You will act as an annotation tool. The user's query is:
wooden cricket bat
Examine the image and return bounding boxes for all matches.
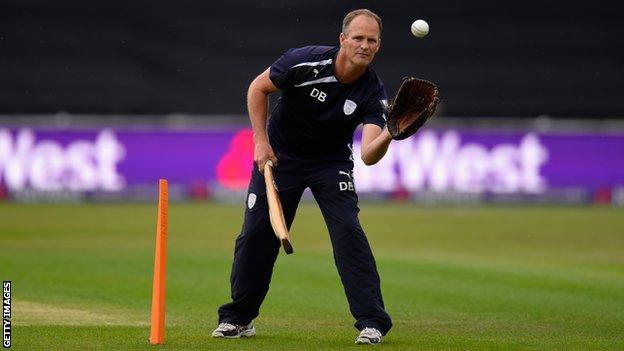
[263,160,293,255]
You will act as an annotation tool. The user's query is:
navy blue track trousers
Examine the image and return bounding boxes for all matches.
[217,155,392,335]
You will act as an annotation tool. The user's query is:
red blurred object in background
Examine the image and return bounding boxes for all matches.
[0,183,7,200]
[189,180,210,200]
[391,187,410,202]
[594,186,612,205]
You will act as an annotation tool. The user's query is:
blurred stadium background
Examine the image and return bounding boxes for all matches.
[2,1,624,350]
[0,0,623,203]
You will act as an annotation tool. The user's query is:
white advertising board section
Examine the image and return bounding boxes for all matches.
[353,131,547,194]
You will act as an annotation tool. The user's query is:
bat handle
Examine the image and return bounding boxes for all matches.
[263,161,274,181]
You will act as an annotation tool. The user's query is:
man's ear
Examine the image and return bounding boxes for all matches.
[339,32,346,47]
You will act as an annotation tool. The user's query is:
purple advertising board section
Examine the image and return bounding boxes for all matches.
[455,131,624,189]
[26,128,236,185]
[1,127,623,192]
[115,130,234,184]
[539,134,624,188]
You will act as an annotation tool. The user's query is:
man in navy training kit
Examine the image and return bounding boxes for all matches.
[213,9,395,345]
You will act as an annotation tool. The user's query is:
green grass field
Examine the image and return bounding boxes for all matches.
[1,202,623,350]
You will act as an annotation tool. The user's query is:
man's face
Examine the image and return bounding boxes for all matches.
[339,15,381,67]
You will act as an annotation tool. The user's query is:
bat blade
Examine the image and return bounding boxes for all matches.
[263,161,293,255]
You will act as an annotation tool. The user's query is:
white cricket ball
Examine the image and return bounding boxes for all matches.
[411,19,429,38]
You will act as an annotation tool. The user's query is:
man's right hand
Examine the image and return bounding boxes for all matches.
[254,140,277,175]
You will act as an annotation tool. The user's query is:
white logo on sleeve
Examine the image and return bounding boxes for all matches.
[247,193,257,209]
[343,99,357,115]
[380,99,388,120]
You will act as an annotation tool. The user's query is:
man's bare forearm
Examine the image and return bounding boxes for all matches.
[247,84,270,145]
[361,127,392,165]
[247,68,280,171]
[247,68,279,145]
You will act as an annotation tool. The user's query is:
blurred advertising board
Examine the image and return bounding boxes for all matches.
[0,127,622,204]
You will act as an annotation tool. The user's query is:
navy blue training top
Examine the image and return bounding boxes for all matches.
[268,45,387,160]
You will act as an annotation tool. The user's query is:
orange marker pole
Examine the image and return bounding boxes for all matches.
[149,179,168,345]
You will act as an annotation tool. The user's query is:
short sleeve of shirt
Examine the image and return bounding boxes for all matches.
[269,47,313,89]
[361,87,388,129]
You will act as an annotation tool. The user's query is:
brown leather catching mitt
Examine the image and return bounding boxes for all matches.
[386,77,441,140]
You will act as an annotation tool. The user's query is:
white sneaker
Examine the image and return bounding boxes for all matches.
[211,321,256,338]
[355,327,383,344]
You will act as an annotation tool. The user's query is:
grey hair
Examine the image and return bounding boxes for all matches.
[342,9,382,37]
